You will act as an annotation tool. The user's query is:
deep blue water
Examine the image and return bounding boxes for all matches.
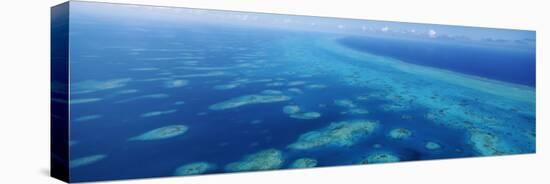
[339,36,536,87]
[63,3,536,182]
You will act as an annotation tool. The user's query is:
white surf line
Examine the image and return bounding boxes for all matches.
[319,37,535,104]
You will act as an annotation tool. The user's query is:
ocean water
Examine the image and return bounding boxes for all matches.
[339,36,536,87]
[63,2,535,182]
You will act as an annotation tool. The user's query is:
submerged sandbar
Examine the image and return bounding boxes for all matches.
[210,94,291,110]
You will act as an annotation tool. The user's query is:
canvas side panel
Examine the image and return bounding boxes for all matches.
[51,2,70,182]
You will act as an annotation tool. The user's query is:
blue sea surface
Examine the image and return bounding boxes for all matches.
[339,36,536,87]
[62,2,536,182]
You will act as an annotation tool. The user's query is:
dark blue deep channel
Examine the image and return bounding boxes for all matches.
[339,36,536,87]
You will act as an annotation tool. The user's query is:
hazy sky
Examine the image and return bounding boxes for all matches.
[70,1,535,42]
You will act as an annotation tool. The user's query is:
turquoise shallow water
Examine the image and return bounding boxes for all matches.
[61,2,535,182]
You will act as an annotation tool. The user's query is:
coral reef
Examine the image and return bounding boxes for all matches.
[289,120,378,150]
[225,149,284,172]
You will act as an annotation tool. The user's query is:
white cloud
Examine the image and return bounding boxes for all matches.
[381,26,389,32]
[428,29,437,38]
